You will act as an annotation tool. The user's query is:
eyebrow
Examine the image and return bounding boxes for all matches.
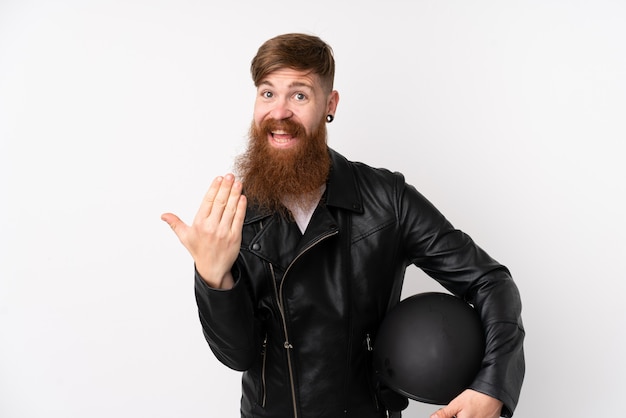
[259,80,314,90]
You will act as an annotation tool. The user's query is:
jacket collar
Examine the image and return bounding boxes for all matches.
[244,147,363,224]
[325,148,363,213]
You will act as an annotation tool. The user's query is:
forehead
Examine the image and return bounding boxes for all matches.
[257,68,322,89]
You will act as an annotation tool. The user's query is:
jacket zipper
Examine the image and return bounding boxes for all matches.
[269,229,339,418]
[260,333,268,407]
[365,333,381,411]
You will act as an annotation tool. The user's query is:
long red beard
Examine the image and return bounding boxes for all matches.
[235,117,331,213]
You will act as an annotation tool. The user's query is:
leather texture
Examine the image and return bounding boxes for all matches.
[194,148,525,418]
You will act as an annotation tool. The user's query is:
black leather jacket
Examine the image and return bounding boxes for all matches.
[194,148,525,418]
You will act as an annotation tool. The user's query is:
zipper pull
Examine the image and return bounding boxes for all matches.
[284,341,293,349]
[366,333,373,352]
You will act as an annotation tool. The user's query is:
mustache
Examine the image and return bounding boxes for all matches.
[260,118,306,138]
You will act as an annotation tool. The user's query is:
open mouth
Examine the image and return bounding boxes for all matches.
[262,119,304,148]
[271,130,295,144]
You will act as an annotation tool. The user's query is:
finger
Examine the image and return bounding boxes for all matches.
[218,179,244,227]
[206,173,237,223]
[230,193,247,234]
[194,176,225,223]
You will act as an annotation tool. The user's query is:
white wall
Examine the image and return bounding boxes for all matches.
[1,1,624,417]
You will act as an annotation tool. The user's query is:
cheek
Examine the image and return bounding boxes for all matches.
[252,106,265,127]
[253,97,270,116]
[298,109,321,133]
[303,121,319,136]
[302,111,326,134]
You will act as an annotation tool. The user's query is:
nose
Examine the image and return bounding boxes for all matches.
[270,98,293,120]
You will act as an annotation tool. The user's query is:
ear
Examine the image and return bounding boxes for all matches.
[326,90,340,116]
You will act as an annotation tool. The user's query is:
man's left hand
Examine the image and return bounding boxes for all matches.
[430,389,503,418]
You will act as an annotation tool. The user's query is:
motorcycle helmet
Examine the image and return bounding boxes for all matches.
[372,292,485,405]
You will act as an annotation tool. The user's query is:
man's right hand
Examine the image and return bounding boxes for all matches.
[161,173,247,289]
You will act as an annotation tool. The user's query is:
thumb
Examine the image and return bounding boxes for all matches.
[431,406,458,418]
[161,212,186,237]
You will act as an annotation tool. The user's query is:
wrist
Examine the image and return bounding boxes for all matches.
[195,265,234,290]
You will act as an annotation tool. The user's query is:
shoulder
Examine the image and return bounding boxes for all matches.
[327,148,418,218]
[330,148,405,188]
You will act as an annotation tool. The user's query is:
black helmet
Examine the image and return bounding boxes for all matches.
[373,292,485,405]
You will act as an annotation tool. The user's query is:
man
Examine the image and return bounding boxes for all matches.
[161,33,524,418]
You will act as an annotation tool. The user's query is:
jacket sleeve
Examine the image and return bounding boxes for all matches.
[397,176,525,417]
[194,263,259,371]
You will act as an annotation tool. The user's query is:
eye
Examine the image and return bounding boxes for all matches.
[262,91,273,99]
[294,92,307,101]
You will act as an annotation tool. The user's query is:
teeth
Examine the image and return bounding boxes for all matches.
[271,131,293,143]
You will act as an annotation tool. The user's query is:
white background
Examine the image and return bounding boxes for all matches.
[1,1,624,417]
